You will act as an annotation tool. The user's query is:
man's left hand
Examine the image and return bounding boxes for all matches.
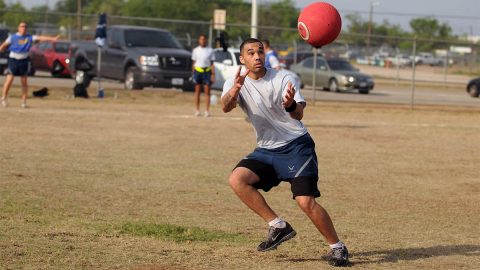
[283,82,295,108]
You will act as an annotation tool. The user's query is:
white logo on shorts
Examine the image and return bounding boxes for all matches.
[288,165,295,171]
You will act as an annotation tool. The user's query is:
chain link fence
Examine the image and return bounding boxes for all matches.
[1,9,479,105]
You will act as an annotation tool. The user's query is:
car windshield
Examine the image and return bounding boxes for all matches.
[327,60,355,71]
[124,30,183,49]
[54,42,70,53]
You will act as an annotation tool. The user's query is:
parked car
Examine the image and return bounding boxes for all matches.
[387,54,412,67]
[0,27,9,74]
[210,47,302,90]
[413,52,444,66]
[279,50,314,69]
[69,25,193,91]
[466,78,480,98]
[30,40,71,77]
[290,57,374,94]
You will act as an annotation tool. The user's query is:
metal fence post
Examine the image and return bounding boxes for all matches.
[443,51,449,88]
[410,36,417,111]
[311,47,317,105]
[208,20,213,48]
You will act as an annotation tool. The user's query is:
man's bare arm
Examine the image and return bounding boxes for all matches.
[0,41,9,52]
[222,67,250,113]
[221,87,241,113]
[36,35,60,42]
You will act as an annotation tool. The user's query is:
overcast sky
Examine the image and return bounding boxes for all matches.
[18,0,480,35]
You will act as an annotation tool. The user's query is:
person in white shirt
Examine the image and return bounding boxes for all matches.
[191,34,215,117]
[221,38,349,267]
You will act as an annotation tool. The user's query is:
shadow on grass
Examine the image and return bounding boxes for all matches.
[352,244,480,265]
[279,244,480,266]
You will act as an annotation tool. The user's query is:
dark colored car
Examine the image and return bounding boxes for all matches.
[466,78,480,98]
[70,25,193,91]
[280,50,314,69]
[0,27,10,74]
[30,40,71,77]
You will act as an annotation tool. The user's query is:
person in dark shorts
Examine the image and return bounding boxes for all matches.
[0,21,58,108]
[191,34,215,117]
[221,38,349,267]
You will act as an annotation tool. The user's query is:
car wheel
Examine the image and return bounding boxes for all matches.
[51,60,65,77]
[124,66,143,90]
[467,84,479,98]
[329,78,339,92]
[359,88,370,94]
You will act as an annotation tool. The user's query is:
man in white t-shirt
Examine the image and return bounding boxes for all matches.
[191,34,215,117]
[221,38,349,267]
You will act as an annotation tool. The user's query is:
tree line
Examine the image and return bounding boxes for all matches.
[0,0,468,52]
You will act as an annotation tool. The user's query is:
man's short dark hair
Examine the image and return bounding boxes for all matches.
[240,38,263,54]
[199,33,207,39]
[262,39,271,47]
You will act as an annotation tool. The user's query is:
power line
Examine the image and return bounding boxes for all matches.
[340,9,480,21]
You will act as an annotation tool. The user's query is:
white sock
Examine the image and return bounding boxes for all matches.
[268,217,286,228]
[329,241,345,249]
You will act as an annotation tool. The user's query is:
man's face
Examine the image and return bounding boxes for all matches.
[18,23,27,35]
[198,36,207,47]
[240,42,265,73]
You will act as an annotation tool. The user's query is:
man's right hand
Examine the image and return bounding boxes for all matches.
[222,67,250,113]
[233,66,250,90]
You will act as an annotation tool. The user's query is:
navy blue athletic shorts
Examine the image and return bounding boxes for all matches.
[235,133,320,199]
[193,70,212,85]
[7,58,30,76]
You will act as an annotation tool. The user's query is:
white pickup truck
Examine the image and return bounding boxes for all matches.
[413,52,444,66]
[211,48,301,90]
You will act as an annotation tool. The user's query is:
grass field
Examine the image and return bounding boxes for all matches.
[1,87,479,269]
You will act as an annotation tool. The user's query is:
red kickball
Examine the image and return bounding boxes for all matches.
[297,2,342,48]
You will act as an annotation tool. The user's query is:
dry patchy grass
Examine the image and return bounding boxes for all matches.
[1,87,479,269]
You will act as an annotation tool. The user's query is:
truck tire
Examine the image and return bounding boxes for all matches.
[124,66,143,90]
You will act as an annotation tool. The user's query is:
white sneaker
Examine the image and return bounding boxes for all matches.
[194,111,201,117]
[204,111,210,117]
[21,102,27,108]
[1,99,7,107]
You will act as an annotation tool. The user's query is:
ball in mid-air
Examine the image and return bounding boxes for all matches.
[297,2,342,47]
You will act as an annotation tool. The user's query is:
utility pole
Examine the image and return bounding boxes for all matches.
[43,0,49,35]
[251,0,258,38]
[77,0,81,40]
[366,1,379,56]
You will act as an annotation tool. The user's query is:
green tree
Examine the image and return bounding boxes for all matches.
[344,13,409,49]
[4,3,27,28]
[409,17,453,51]
[258,0,298,43]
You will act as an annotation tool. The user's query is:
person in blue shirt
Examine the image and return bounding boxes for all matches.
[0,21,59,108]
[262,39,281,70]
